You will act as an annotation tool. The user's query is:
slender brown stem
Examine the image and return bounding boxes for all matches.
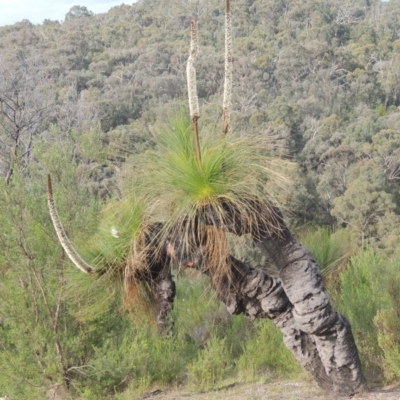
[192,115,202,168]
[222,109,229,136]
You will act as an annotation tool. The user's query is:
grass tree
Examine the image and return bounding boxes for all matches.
[137,0,365,395]
[47,175,175,332]
[47,0,366,397]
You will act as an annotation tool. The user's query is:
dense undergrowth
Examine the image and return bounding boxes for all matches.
[69,273,301,400]
[2,0,400,395]
[300,229,400,387]
[0,126,399,399]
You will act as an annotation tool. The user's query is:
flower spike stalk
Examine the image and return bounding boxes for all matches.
[47,174,95,274]
[223,0,232,135]
[187,19,202,168]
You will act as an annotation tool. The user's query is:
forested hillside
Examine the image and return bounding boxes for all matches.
[1,0,400,244]
[1,0,400,398]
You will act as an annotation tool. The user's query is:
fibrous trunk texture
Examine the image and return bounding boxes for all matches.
[209,255,333,391]
[257,237,366,396]
[154,270,176,335]
[143,231,176,335]
[256,229,366,396]
[213,201,367,396]
[168,235,332,391]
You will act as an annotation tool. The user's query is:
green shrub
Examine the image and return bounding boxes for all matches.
[297,227,356,279]
[335,250,399,379]
[0,140,103,399]
[172,272,223,341]
[374,273,400,381]
[188,334,231,389]
[237,319,300,381]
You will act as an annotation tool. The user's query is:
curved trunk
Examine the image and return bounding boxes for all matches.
[211,201,367,396]
[175,242,333,391]
[218,256,333,391]
[252,212,366,396]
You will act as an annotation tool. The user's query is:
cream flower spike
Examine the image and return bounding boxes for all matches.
[47,175,95,274]
[187,19,202,167]
[223,0,232,135]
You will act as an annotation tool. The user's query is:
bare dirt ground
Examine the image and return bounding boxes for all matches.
[140,380,400,400]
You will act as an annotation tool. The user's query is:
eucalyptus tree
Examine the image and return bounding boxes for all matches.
[0,53,54,184]
[65,5,94,21]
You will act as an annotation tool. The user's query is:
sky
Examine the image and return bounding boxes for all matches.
[0,0,129,27]
[0,0,391,28]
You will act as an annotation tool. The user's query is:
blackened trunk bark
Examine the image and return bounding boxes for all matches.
[200,201,367,395]
[274,307,333,391]
[184,251,333,391]
[146,244,176,335]
[154,273,176,335]
[217,202,367,396]
[255,226,366,396]
[221,257,333,392]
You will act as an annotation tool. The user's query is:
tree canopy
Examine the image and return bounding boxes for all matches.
[1,0,399,248]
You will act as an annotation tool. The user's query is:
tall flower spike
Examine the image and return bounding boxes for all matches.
[223,0,232,135]
[187,19,202,167]
[47,174,95,274]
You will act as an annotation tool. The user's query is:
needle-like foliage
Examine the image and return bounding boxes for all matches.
[49,0,293,317]
[84,195,147,271]
[297,227,357,285]
[71,194,159,322]
[134,113,293,285]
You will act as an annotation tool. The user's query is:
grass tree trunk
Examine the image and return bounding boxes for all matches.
[210,256,333,392]
[254,217,366,395]
[171,236,333,391]
[256,231,367,396]
[203,200,366,396]
[144,228,176,335]
[217,202,367,396]
[154,268,176,335]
